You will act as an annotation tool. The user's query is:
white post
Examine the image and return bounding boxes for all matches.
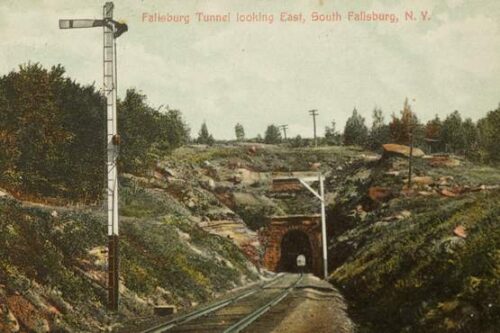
[319,173,328,279]
[104,2,118,237]
[103,2,119,311]
[58,1,126,311]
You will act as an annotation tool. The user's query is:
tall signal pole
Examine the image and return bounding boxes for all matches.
[296,173,328,280]
[309,109,318,147]
[279,125,288,140]
[319,174,328,279]
[59,2,128,311]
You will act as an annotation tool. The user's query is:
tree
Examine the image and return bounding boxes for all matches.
[425,115,442,140]
[425,115,444,152]
[324,120,340,145]
[197,122,215,145]
[440,110,466,153]
[264,124,282,144]
[389,98,421,145]
[234,123,245,141]
[0,64,72,196]
[118,90,189,173]
[462,118,478,158]
[161,109,190,149]
[477,107,500,163]
[343,108,368,146]
[0,64,189,201]
[367,108,390,150]
[289,135,305,148]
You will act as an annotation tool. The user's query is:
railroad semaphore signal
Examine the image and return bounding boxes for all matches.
[59,2,128,311]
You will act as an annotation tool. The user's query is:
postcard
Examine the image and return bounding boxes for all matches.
[0,1,498,332]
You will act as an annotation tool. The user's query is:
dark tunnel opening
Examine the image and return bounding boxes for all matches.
[278,230,313,273]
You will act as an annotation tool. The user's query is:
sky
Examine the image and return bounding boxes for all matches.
[1,0,499,139]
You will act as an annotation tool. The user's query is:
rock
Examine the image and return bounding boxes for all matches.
[309,162,321,170]
[33,318,50,333]
[410,176,434,185]
[227,159,242,169]
[438,176,454,186]
[400,210,412,218]
[429,155,461,167]
[478,184,500,191]
[368,186,392,202]
[382,144,425,158]
[0,189,8,197]
[441,188,458,197]
[438,236,466,255]
[154,305,176,316]
[453,225,467,238]
[418,191,435,196]
[6,295,50,333]
[248,145,257,154]
[0,305,20,333]
[361,154,380,161]
[153,170,164,180]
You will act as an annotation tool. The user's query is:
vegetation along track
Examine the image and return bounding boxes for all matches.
[139,273,303,333]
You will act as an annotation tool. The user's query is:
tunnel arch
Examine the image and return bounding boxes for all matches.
[278,229,313,273]
[262,215,323,277]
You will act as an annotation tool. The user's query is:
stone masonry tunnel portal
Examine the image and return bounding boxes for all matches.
[278,230,313,273]
[262,215,323,277]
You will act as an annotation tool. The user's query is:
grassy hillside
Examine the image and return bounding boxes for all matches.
[329,154,500,333]
[2,143,498,333]
[0,176,257,332]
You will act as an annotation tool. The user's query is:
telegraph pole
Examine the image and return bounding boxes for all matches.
[408,100,416,190]
[309,109,318,147]
[279,125,288,140]
[408,120,414,189]
[59,2,128,311]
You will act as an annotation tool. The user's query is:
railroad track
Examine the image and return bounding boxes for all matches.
[139,273,303,333]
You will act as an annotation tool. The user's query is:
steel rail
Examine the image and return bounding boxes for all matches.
[139,273,285,333]
[222,273,304,333]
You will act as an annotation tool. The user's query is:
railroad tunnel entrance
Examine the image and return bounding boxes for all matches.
[278,230,312,273]
[261,215,323,277]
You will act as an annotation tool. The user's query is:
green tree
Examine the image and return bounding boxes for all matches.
[0,63,71,196]
[425,115,444,152]
[324,120,340,145]
[343,108,368,146]
[234,123,245,141]
[367,108,390,150]
[389,98,422,145]
[0,64,189,201]
[289,135,305,148]
[441,110,466,153]
[462,118,478,158]
[197,122,215,145]
[477,107,500,163]
[118,89,159,173]
[264,124,282,144]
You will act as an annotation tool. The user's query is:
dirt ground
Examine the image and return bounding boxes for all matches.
[243,274,355,333]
